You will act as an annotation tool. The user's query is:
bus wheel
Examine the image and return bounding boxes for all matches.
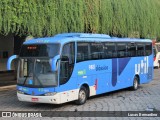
[75,86,87,105]
[132,76,139,90]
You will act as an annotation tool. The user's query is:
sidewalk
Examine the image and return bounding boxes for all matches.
[0,85,16,91]
[0,70,16,88]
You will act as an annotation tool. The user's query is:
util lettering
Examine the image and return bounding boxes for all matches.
[135,57,148,74]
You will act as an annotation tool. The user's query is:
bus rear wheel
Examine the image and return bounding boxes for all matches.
[132,76,139,90]
[75,86,87,105]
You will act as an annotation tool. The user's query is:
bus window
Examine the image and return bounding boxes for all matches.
[127,43,136,57]
[137,43,145,56]
[117,43,127,58]
[60,42,75,85]
[145,43,152,56]
[77,42,89,62]
[104,42,116,58]
[90,42,104,60]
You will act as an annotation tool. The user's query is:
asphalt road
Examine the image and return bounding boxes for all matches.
[0,69,160,119]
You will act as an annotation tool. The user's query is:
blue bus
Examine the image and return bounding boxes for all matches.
[7,33,153,105]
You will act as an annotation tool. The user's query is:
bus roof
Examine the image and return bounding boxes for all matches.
[23,33,152,45]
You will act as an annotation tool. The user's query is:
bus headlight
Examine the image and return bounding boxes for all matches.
[17,90,24,94]
[45,92,57,96]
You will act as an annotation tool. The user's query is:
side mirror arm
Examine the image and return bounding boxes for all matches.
[7,55,19,70]
[50,55,60,71]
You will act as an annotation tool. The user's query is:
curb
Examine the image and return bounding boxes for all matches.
[0,85,16,90]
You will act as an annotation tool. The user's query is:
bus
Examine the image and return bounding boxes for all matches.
[153,43,160,68]
[7,33,153,105]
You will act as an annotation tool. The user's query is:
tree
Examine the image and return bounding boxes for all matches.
[0,0,160,38]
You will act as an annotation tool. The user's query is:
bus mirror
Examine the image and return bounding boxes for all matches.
[50,55,60,71]
[61,56,69,61]
[7,55,19,70]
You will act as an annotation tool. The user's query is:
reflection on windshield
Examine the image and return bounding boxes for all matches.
[35,59,57,86]
[18,58,58,87]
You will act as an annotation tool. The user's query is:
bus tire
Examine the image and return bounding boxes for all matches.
[75,86,87,105]
[132,76,139,90]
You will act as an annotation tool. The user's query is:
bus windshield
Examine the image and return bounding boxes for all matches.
[17,58,58,87]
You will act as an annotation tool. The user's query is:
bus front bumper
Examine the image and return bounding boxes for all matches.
[17,93,61,104]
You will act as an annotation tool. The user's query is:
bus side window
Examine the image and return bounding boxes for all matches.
[117,43,127,58]
[90,42,104,60]
[60,42,75,85]
[137,44,145,56]
[127,43,136,57]
[77,53,84,62]
[104,42,116,58]
[145,43,152,56]
[77,42,89,62]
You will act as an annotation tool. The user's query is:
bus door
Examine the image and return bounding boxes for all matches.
[58,42,77,102]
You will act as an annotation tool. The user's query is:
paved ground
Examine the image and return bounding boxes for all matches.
[0,69,160,120]
[0,71,16,86]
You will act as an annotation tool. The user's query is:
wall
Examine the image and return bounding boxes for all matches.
[0,33,14,71]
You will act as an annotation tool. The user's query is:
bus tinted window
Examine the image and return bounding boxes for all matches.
[77,41,152,61]
[145,43,152,56]
[90,42,104,60]
[104,43,117,58]
[117,43,126,58]
[20,44,60,58]
[77,42,89,62]
[60,42,75,85]
[127,43,136,57]
[137,44,145,56]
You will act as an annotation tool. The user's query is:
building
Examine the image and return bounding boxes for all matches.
[0,34,25,71]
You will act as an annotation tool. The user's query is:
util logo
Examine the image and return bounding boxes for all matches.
[135,57,148,74]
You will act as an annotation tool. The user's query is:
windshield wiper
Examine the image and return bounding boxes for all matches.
[23,76,32,86]
[34,74,44,87]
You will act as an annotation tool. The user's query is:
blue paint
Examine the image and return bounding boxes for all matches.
[17,86,54,96]
[112,58,118,87]
[7,55,18,70]
[118,58,131,75]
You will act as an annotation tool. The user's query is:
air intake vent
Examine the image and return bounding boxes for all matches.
[80,34,110,38]
[54,33,111,38]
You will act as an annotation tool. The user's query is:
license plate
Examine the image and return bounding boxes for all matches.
[31,98,39,102]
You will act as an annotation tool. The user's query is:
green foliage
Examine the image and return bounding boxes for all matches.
[0,0,160,38]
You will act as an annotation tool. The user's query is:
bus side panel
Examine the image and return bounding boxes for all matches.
[116,56,153,86]
[55,55,153,101]
[108,58,132,92]
[96,73,111,94]
[116,57,141,90]
[109,55,153,92]
[76,60,112,95]
[117,58,132,89]
[148,54,154,81]
[139,55,153,83]
[54,77,79,103]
